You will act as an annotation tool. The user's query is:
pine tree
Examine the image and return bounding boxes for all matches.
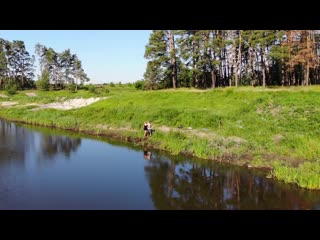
[144,30,178,89]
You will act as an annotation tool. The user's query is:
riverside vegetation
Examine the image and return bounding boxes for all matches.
[1,84,320,190]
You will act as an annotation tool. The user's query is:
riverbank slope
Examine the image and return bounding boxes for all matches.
[1,85,320,189]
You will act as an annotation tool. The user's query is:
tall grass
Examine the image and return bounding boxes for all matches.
[270,161,320,189]
[1,86,320,189]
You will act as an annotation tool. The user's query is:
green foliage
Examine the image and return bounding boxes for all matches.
[5,82,17,95]
[87,84,97,93]
[143,30,320,89]
[271,161,320,189]
[36,70,50,91]
[78,84,89,90]
[144,30,173,89]
[134,80,144,90]
[103,87,110,93]
[67,83,76,93]
[35,44,90,90]
[2,86,320,189]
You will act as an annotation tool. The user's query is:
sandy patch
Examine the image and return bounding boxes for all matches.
[273,134,285,144]
[0,94,8,98]
[32,97,108,111]
[25,92,37,97]
[223,136,247,146]
[25,103,41,107]
[0,101,18,107]
[157,126,171,133]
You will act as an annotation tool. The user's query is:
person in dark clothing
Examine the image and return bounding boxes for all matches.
[144,149,152,160]
[147,122,152,136]
[143,122,148,137]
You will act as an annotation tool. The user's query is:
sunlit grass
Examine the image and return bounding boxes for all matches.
[270,161,320,190]
[2,85,320,189]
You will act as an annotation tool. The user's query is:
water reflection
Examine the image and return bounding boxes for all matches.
[144,152,320,210]
[1,118,320,209]
[144,148,152,160]
[0,119,82,165]
[0,120,28,167]
[39,135,81,160]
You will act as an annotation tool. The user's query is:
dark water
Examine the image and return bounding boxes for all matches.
[1,119,320,210]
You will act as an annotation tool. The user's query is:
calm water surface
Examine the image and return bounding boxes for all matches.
[1,119,320,210]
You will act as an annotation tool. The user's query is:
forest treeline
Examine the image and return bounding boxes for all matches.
[0,39,89,92]
[142,30,320,89]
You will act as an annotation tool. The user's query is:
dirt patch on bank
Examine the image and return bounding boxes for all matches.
[0,94,8,98]
[0,101,18,107]
[32,97,109,111]
[157,126,171,133]
[25,92,37,97]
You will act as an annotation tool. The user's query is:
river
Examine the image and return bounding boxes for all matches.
[0,119,319,209]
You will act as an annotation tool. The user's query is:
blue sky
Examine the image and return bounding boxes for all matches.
[0,30,151,84]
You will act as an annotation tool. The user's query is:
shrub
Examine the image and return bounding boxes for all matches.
[104,87,110,93]
[134,80,144,90]
[67,83,76,93]
[5,83,17,95]
[36,70,50,91]
[88,84,97,93]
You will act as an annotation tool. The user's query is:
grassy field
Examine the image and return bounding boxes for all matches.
[1,85,320,189]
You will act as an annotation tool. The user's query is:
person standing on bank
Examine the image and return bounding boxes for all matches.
[143,122,148,137]
[147,122,152,136]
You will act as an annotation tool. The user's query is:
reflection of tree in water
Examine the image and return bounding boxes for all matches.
[39,135,81,160]
[0,120,30,167]
[144,154,320,210]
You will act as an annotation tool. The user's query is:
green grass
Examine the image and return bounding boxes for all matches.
[270,161,320,189]
[1,85,320,189]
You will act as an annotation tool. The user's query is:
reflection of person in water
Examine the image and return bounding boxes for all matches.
[144,149,152,160]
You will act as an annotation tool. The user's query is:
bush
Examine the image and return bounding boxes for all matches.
[67,83,76,93]
[36,71,50,91]
[78,84,89,90]
[88,84,97,93]
[5,83,17,95]
[134,80,144,90]
[103,87,110,93]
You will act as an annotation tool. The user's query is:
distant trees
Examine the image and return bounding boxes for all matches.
[143,30,320,89]
[0,38,35,90]
[35,44,89,90]
[144,30,178,89]
[0,38,90,92]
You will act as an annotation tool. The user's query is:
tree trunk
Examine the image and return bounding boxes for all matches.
[228,59,232,87]
[233,44,238,87]
[223,47,227,86]
[209,47,216,89]
[54,67,57,89]
[236,31,242,87]
[261,48,266,87]
[192,41,199,88]
[219,61,223,87]
[304,31,310,85]
[211,69,216,89]
[167,161,175,197]
[21,59,25,89]
[168,30,177,89]
[250,49,255,85]
[304,62,310,85]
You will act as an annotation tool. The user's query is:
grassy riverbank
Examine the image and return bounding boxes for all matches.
[1,85,320,189]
